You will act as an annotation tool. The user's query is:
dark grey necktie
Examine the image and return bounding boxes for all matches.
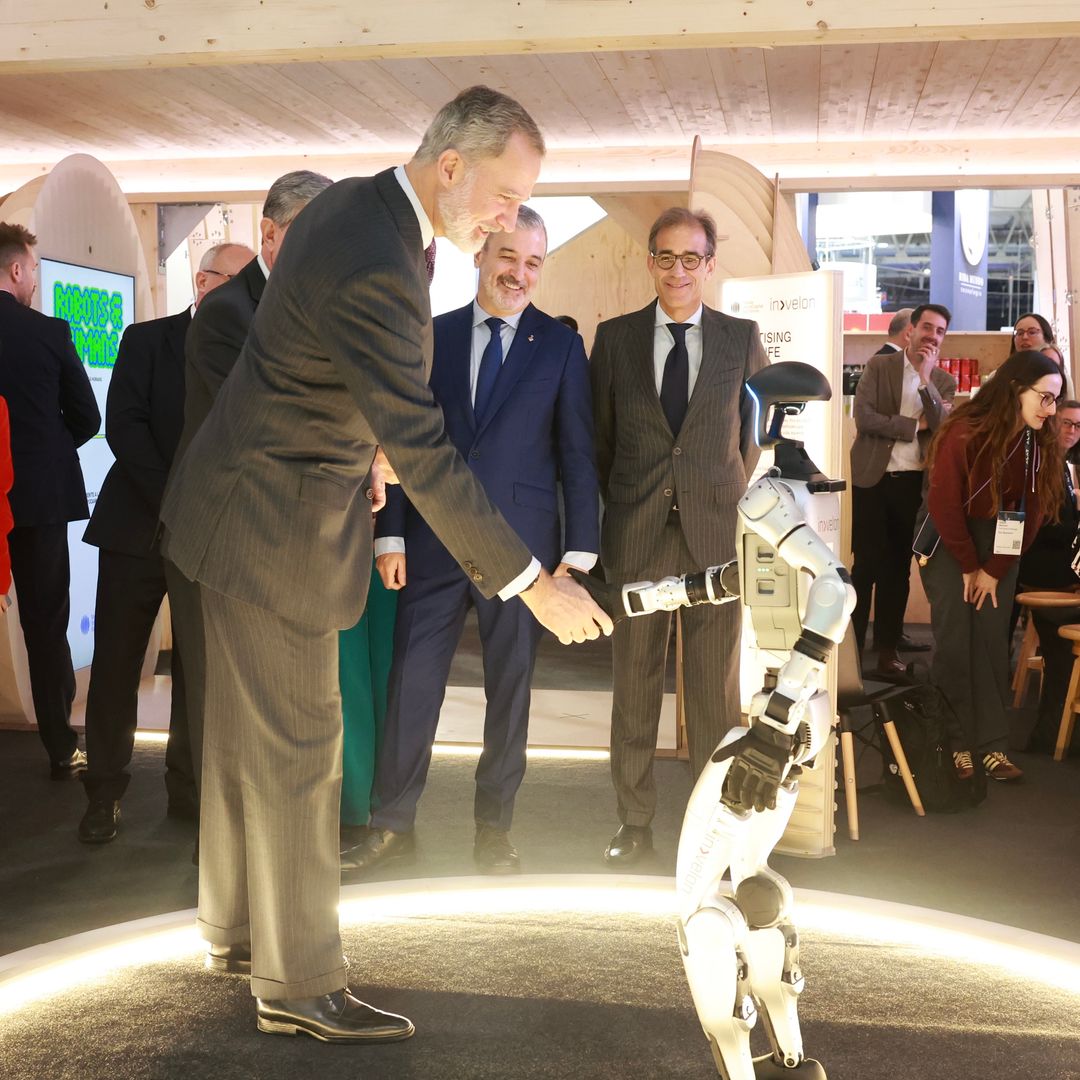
[660,322,690,435]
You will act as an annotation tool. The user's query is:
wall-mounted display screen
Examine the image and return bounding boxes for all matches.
[39,258,135,669]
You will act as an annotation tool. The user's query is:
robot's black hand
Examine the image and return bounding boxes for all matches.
[567,568,626,623]
[720,725,798,813]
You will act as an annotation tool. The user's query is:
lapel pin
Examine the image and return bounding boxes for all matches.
[528,334,534,342]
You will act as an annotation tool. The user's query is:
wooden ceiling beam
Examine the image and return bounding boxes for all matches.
[5,2,1080,74]
[4,139,1079,202]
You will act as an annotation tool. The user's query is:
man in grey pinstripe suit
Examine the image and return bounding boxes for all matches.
[590,207,768,865]
[160,87,611,1043]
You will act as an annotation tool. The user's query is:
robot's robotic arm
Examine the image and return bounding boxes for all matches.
[571,362,855,1079]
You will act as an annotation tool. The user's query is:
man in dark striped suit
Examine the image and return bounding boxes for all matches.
[590,207,768,865]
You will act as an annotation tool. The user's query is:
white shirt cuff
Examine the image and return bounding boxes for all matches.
[374,537,405,557]
[498,557,542,601]
[561,552,597,572]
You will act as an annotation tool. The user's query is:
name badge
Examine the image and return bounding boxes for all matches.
[993,511,1025,556]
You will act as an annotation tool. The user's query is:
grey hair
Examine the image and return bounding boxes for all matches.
[887,308,913,337]
[413,86,545,165]
[482,204,548,253]
[198,242,250,272]
[648,207,718,257]
[262,170,333,227]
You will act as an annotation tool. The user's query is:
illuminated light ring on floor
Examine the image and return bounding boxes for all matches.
[3,877,1080,1016]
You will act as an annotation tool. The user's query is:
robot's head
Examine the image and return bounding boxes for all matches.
[745,362,832,449]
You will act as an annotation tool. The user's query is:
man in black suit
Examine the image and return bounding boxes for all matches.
[0,222,100,776]
[161,86,611,1042]
[163,171,332,829]
[77,241,254,844]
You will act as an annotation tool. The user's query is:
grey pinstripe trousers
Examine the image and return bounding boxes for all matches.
[609,517,742,825]
[198,585,348,1000]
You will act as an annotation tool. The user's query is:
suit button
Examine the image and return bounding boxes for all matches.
[663,488,673,498]
[364,488,375,501]
[463,561,475,570]
[472,571,483,582]
[673,447,682,456]
[470,449,480,459]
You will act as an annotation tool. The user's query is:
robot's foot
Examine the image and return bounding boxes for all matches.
[752,1055,827,1080]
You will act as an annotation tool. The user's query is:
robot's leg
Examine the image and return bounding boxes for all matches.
[678,892,758,1080]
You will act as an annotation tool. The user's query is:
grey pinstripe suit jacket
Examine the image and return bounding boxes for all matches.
[161,170,532,632]
[590,300,768,576]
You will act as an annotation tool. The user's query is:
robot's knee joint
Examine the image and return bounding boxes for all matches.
[735,874,788,930]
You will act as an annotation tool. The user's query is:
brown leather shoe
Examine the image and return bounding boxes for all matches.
[474,824,520,875]
[256,988,414,1042]
[983,751,1023,782]
[953,750,975,781]
[340,828,415,876]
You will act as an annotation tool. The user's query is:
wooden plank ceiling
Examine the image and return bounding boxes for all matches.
[3,39,1080,196]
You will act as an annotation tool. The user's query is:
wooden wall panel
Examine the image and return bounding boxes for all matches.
[532,216,655,354]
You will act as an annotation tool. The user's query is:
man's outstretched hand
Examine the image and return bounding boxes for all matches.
[519,568,614,644]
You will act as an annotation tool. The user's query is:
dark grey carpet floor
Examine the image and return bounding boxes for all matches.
[3,912,1080,1080]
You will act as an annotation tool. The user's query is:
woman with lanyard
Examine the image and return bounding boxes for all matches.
[919,350,1064,785]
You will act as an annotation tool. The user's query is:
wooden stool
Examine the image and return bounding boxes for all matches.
[1055,624,1080,761]
[1013,591,1080,708]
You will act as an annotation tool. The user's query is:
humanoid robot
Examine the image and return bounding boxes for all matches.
[573,361,856,1079]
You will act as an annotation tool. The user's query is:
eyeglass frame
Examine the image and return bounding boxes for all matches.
[648,251,712,271]
[1059,418,1080,431]
[202,268,234,280]
[1023,386,1060,409]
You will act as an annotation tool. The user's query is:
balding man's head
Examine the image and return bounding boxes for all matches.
[194,242,255,306]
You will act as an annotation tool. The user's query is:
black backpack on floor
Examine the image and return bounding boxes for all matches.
[876,683,986,812]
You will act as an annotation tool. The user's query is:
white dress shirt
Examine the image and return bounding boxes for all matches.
[886,354,926,473]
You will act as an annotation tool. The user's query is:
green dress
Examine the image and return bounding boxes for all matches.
[338,561,397,826]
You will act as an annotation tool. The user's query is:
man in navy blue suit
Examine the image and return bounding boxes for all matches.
[348,206,599,874]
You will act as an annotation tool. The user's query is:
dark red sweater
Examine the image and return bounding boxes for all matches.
[928,420,1045,580]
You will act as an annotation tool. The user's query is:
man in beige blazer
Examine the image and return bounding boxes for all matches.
[850,303,956,675]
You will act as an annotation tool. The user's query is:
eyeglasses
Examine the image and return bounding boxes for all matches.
[1014,327,1044,338]
[1024,387,1059,409]
[650,252,709,271]
[203,269,234,280]
[1060,419,1080,431]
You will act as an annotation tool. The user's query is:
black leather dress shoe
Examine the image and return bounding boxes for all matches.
[603,824,653,866]
[339,823,370,855]
[895,633,931,652]
[474,824,520,875]
[256,989,414,1042]
[51,749,87,781]
[77,799,120,844]
[206,942,252,974]
[340,828,415,876]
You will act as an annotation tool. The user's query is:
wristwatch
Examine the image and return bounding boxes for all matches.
[520,568,542,593]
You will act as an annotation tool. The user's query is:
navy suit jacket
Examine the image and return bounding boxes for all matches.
[84,308,189,555]
[0,290,100,526]
[376,301,599,578]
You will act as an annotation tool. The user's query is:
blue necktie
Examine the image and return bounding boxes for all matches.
[660,322,690,435]
[474,316,504,423]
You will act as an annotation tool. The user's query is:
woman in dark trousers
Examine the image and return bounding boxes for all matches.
[1020,399,1080,752]
[919,351,1064,784]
